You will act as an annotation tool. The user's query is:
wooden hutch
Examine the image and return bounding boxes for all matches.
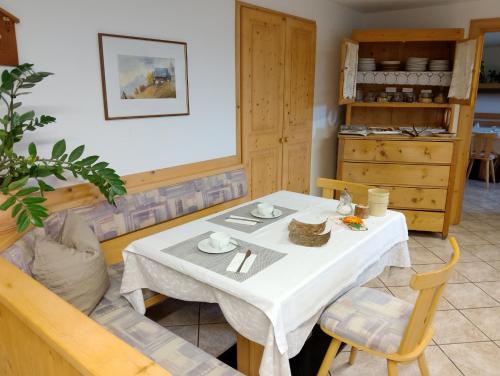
[336,29,480,238]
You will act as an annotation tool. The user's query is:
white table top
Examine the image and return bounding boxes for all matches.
[123,191,410,358]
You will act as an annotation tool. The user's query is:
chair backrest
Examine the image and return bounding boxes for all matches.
[471,133,496,158]
[398,237,460,354]
[316,178,369,205]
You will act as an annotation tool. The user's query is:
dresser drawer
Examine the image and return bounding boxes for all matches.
[384,186,447,210]
[342,139,454,164]
[398,210,445,232]
[341,163,450,187]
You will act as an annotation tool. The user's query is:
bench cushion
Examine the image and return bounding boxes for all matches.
[92,264,240,376]
[43,169,247,242]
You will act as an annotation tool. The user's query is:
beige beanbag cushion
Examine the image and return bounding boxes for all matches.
[32,214,110,315]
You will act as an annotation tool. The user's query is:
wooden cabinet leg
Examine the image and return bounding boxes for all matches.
[486,160,490,189]
[237,334,264,376]
[491,160,496,184]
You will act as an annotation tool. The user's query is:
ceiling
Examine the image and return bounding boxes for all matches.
[331,0,478,13]
[485,32,500,47]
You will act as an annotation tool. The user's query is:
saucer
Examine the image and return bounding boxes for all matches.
[197,238,237,254]
[250,208,283,219]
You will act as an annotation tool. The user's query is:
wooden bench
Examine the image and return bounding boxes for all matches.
[0,167,248,376]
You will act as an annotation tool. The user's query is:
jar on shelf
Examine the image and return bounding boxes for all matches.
[356,88,364,102]
[404,92,416,103]
[393,92,404,102]
[364,92,377,102]
[377,92,388,103]
[419,91,433,104]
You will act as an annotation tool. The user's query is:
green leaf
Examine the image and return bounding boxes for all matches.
[20,110,35,123]
[17,212,30,232]
[68,145,85,162]
[11,203,23,218]
[0,196,16,211]
[8,176,29,191]
[81,155,99,166]
[38,180,54,192]
[29,215,44,227]
[28,142,37,157]
[51,139,66,159]
[15,187,39,196]
[22,196,46,204]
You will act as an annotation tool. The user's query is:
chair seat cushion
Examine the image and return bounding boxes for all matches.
[319,287,413,354]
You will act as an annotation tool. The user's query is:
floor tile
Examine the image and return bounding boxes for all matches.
[496,341,500,348]
[428,244,480,263]
[454,262,500,282]
[165,325,198,346]
[363,277,384,288]
[432,310,489,344]
[461,307,500,340]
[330,346,461,376]
[409,246,443,265]
[449,232,491,246]
[463,244,500,262]
[146,298,200,326]
[379,267,415,287]
[472,229,500,244]
[457,220,495,232]
[487,260,500,271]
[442,283,499,309]
[441,342,500,376]
[475,281,500,302]
[200,303,227,324]
[412,234,449,248]
[388,286,454,310]
[412,264,470,283]
[198,323,236,357]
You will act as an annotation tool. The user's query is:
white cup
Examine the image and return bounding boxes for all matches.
[210,232,231,250]
[257,203,274,217]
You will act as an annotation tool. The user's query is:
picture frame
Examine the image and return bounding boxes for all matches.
[98,33,190,120]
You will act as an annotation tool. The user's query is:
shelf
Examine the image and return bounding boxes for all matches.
[478,83,500,91]
[349,102,452,109]
[357,71,452,86]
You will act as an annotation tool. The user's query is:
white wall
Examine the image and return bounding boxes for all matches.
[1,0,360,193]
[358,0,500,33]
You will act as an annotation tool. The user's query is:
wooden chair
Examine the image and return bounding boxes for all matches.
[467,133,498,188]
[316,177,369,204]
[317,237,461,376]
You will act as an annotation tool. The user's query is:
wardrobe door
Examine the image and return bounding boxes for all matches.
[282,17,316,194]
[240,7,286,199]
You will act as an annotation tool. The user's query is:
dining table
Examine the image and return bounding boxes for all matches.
[120,190,410,376]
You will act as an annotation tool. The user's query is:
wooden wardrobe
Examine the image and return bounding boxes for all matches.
[237,2,316,199]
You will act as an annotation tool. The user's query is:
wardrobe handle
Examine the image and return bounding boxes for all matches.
[284,137,289,143]
[278,137,283,143]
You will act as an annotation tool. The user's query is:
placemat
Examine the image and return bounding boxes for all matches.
[160,232,286,282]
[207,202,297,233]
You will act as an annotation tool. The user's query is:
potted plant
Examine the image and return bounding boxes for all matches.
[0,64,126,232]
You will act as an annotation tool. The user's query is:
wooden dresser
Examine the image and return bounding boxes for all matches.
[337,135,457,238]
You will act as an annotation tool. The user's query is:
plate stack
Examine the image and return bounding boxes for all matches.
[406,57,428,71]
[429,60,450,71]
[358,57,376,71]
[380,61,401,71]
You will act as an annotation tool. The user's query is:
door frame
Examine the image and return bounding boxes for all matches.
[450,18,500,224]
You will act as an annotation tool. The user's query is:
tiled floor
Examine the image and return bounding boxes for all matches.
[146,180,500,375]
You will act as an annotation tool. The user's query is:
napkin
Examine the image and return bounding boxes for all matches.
[225,218,257,226]
[226,252,257,273]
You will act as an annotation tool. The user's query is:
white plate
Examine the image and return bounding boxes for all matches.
[197,238,237,254]
[251,208,283,219]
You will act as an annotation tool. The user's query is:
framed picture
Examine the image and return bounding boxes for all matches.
[98,33,189,120]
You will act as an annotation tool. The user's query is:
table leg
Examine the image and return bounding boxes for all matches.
[237,334,264,376]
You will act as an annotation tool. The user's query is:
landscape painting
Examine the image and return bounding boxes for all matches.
[118,55,176,100]
[99,33,189,119]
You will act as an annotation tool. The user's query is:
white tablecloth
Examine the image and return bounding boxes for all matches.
[121,191,410,376]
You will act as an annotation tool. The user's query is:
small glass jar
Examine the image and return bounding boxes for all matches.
[393,92,404,102]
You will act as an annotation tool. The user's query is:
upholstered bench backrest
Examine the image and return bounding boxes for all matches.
[2,168,247,274]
